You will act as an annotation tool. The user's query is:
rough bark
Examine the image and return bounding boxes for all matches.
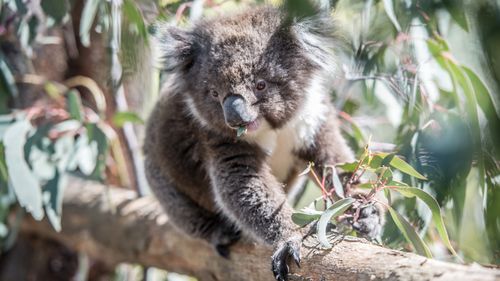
[21,177,500,281]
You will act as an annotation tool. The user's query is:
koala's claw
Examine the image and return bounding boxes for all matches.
[211,225,241,259]
[271,239,301,281]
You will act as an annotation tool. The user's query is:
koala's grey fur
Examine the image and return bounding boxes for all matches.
[144,6,357,281]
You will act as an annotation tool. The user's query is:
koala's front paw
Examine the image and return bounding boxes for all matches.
[351,204,382,240]
[210,224,241,259]
[271,236,301,281]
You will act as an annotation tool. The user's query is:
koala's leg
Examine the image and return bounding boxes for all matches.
[301,111,384,240]
[207,141,304,281]
[144,159,240,257]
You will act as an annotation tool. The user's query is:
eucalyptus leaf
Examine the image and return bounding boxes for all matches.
[317,198,355,248]
[292,212,321,227]
[112,111,144,128]
[392,187,458,257]
[43,171,67,232]
[123,0,147,39]
[442,0,468,31]
[382,0,401,32]
[236,126,247,138]
[0,52,18,98]
[461,66,500,144]
[377,153,426,180]
[330,167,345,198]
[41,0,68,23]
[80,0,100,47]
[387,205,432,258]
[86,123,108,181]
[67,90,83,121]
[3,120,44,220]
[29,146,56,181]
[336,161,357,173]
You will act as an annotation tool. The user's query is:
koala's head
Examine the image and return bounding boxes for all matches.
[156,7,338,136]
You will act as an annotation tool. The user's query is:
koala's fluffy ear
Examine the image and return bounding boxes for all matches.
[154,25,197,72]
[290,13,341,74]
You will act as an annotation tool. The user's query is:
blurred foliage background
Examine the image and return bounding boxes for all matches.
[0,0,498,280]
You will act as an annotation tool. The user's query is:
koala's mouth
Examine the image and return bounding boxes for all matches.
[244,118,260,132]
[234,118,261,137]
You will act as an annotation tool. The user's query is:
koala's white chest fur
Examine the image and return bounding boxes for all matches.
[244,78,330,182]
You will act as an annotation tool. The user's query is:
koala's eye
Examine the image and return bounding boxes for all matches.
[255,80,267,91]
[210,90,219,98]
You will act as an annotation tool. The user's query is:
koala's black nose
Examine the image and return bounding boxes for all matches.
[223,95,253,128]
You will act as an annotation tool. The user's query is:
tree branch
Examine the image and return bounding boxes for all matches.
[21,177,500,281]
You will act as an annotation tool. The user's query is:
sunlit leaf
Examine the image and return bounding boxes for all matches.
[382,0,401,32]
[387,205,432,257]
[112,111,144,128]
[377,153,426,180]
[29,146,56,181]
[3,120,44,220]
[392,187,459,257]
[317,198,355,248]
[330,167,345,198]
[80,0,100,47]
[76,137,98,175]
[336,161,357,173]
[67,90,83,121]
[381,153,396,167]
[461,66,500,143]
[292,212,320,227]
[123,0,147,39]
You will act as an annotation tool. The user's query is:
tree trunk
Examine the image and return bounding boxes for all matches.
[20,177,500,281]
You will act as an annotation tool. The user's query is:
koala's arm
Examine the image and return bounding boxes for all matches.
[144,158,240,253]
[206,141,302,244]
[206,140,303,278]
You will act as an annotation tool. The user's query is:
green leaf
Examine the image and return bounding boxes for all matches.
[292,212,320,227]
[123,0,147,39]
[66,90,83,121]
[369,155,384,169]
[444,60,481,141]
[381,153,396,167]
[75,135,97,175]
[336,161,358,173]
[0,52,18,98]
[29,146,56,181]
[284,0,316,19]
[330,168,345,198]
[377,153,426,180]
[387,205,432,258]
[112,111,144,128]
[317,198,355,248]
[461,66,500,144]
[79,0,100,47]
[382,0,401,32]
[236,126,247,138]
[375,167,393,182]
[442,0,468,31]
[43,170,67,232]
[86,123,108,181]
[392,187,458,257]
[41,0,69,23]
[3,120,44,220]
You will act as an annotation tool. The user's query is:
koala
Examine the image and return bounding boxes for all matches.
[144,6,357,281]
